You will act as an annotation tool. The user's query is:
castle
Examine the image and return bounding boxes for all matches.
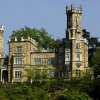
[0,5,89,83]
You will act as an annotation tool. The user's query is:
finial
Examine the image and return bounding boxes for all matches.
[0,25,4,31]
[71,4,75,10]
[66,5,68,10]
[80,5,82,11]
[15,37,17,41]
[21,37,24,41]
[66,5,68,14]
[71,4,73,10]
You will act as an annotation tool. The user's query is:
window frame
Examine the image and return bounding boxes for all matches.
[14,70,21,79]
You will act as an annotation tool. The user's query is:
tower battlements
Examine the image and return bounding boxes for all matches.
[66,5,82,14]
[9,36,38,47]
[66,5,89,78]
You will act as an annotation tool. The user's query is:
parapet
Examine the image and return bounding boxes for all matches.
[66,4,82,14]
[9,36,38,47]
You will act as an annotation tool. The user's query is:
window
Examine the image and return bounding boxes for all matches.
[77,49,81,53]
[71,33,73,38]
[48,58,55,64]
[16,46,22,54]
[32,58,35,65]
[76,43,80,49]
[66,53,70,61]
[52,58,55,64]
[14,46,23,64]
[34,58,42,64]
[77,53,81,61]
[14,57,23,64]
[15,71,21,79]
[38,58,42,64]
[65,49,70,62]
[65,49,70,53]
[48,58,51,64]
[76,70,81,78]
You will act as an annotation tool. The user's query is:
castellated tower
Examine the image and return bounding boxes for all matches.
[66,5,89,78]
[0,25,4,58]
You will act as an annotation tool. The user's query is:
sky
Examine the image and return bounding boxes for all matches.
[0,0,100,53]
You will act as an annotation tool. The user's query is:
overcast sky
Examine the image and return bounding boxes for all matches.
[0,0,100,53]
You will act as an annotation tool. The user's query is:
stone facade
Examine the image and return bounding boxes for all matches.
[0,5,90,83]
[8,38,55,82]
[0,25,4,58]
[66,5,89,78]
[0,25,8,83]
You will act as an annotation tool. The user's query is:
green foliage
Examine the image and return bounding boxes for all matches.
[91,48,100,78]
[54,90,91,100]
[91,48,100,66]
[0,89,8,100]
[10,26,55,49]
[0,79,98,100]
[24,65,55,83]
[93,64,100,78]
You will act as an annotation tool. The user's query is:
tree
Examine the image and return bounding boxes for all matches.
[10,26,55,49]
[23,68,35,83]
[0,89,8,100]
[91,48,100,66]
[91,48,100,78]
[93,64,100,78]
[23,65,55,83]
[82,29,90,40]
[54,88,92,100]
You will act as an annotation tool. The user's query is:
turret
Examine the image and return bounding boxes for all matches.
[66,5,82,40]
[0,25,4,57]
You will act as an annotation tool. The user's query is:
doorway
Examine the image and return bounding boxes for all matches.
[2,70,8,83]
